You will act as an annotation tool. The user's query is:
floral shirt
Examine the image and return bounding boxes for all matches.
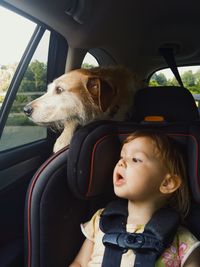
[81,209,200,267]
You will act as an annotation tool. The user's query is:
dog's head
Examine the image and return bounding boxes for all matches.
[23,68,118,127]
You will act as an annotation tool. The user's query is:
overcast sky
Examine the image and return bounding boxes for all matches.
[0,6,37,65]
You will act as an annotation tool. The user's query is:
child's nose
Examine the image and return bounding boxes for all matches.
[118,158,127,167]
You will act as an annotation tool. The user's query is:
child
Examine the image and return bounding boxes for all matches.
[69,130,200,267]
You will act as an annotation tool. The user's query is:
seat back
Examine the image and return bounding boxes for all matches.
[131,86,199,122]
[24,149,89,267]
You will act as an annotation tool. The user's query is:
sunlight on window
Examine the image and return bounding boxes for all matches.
[0,6,36,65]
[0,6,36,109]
[82,53,99,69]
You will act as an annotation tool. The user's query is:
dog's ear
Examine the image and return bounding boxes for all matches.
[86,77,116,112]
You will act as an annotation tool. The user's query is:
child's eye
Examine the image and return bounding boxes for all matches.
[132,158,142,163]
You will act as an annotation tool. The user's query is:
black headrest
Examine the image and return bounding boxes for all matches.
[67,121,200,204]
[131,86,199,122]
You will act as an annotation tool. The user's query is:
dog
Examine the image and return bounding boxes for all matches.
[24,66,144,152]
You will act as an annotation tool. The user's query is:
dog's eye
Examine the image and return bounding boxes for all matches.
[56,87,64,94]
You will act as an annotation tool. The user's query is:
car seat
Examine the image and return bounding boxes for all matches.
[24,86,200,267]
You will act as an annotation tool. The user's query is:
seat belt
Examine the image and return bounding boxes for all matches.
[159,47,184,87]
[100,200,180,267]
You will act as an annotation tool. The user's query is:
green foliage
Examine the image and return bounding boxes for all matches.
[19,60,47,92]
[181,71,195,87]
[0,95,4,103]
[151,73,168,86]
[167,77,179,86]
[81,63,96,69]
[156,73,167,85]
[1,80,10,92]
[149,80,159,87]
[1,60,47,126]
[149,68,200,95]
[1,65,7,70]
[19,80,36,92]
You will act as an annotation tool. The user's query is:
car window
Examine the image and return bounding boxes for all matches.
[0,7,50,151]
[149,66,200,108]
[82,52,99,68]
[0,6,36,110]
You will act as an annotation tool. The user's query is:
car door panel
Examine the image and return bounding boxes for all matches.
[0,4,68,266]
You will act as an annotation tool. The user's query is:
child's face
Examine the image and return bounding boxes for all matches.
[113,136,170,203]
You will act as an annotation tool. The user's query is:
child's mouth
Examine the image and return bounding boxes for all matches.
[115,173,125,186]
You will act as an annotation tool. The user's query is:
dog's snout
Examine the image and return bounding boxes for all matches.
[24,105,33,117]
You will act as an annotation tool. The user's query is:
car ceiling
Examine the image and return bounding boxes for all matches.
[3,0,200,77]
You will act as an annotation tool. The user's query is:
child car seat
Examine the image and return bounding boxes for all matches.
[24,86,200,267]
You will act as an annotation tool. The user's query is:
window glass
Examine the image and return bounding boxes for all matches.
[0,7,50,151]
[82,52,99,68]
[149,66,200,107]
[0,7,36,109]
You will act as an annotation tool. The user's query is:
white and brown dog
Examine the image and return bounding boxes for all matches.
[24,66,144,152]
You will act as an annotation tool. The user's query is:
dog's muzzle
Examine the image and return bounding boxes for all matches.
[24,105,33,117]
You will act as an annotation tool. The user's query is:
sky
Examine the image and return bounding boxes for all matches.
[0,6,36,65]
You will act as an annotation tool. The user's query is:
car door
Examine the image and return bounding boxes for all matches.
[0,4,68,266]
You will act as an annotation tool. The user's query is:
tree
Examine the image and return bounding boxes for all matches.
[181,71,195,87]
[151,73,168,86]
[194,69,200,87]
[19,79,35,92]
[29,60,47,91]
[156,73,168,86]
[149,79,159,87]
[168,77,179,86]
[1,65,7,70]
[19,60,47,92]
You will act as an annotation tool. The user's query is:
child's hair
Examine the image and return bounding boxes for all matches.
[123,129,190,219]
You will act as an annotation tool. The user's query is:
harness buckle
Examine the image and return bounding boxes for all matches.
[117,233,145,249]
[124,234,144,248]
[103,232,164,253]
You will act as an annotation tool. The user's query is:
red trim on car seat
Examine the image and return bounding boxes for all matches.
[86,133,199,197]
[27,146,69,267]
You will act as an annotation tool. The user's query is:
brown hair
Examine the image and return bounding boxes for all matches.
[124,130,190,218]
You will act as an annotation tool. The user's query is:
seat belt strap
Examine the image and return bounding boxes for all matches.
[101,246,123,267]
[159,47,184,87]
[100,200,180,267]
[135,253,157,267]
[101,248,157,267]
[102,232,163,267]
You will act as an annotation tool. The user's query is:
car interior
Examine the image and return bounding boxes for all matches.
[1,0,200,266]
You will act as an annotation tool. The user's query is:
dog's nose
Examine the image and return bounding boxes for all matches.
[24,105,33,117]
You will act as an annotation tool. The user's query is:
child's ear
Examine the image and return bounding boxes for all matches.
[159,174,182,194]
